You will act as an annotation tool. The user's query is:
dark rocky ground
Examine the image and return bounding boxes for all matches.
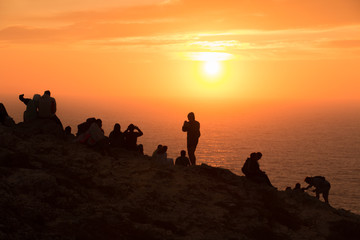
[1,120,360,240]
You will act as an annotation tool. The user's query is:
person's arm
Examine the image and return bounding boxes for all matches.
[135,126,143,136]
[19,94,30,105]
[182,121,188,132]
[303,184,313,190]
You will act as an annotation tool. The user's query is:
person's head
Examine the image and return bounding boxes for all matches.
[114,123,121,132]
[33,94,41,101]
[187,112,195,122]
[256,152,262,160]
[163,146,168,152]
[157,144,163,150]
[65,126,71,134]
[128,124,135,131]
[304,177,312,184]
[44,90,51,96]
[250,152,257,160]
[180,150,186,157]
[96,119,102,127]
[295,183,301,189]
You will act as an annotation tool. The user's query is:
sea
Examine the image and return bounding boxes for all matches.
[7,100,360,214]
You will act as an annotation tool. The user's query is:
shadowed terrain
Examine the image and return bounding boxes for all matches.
[1,120,360,240]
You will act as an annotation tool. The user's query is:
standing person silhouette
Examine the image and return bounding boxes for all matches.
[182,112,200,165]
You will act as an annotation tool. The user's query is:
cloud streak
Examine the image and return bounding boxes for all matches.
[1,0,360,60]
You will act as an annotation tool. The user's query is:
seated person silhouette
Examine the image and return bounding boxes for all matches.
[175,150,191,166]
[242,152,273,187]
[0,103,15,127]
[77,117,96,136]
[303,176,331,204]
[38,90,63,129]
[109,123,125,148]
[124,124,143,151]
[152,145,163,159]
[156,146,173,165]
[19,94,40,122]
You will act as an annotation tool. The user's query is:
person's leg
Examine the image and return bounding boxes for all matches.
[315,190,320,199]
[187,145,196,165]
[187,138,198,165]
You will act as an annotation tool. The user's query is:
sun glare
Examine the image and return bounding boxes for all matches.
[204,60,220,76]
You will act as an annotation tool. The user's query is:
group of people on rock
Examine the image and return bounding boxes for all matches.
[18,90,63,129]
[75,118,144,155]
[150,145,191,166]
[2,94,332,203]
[241,151,331,203]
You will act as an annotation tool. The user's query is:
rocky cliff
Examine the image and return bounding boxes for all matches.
[1,120,360,240]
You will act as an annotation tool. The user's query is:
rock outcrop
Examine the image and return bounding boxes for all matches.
[0,121,360,240]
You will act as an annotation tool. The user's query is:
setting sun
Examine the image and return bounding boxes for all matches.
[204,60,221,76]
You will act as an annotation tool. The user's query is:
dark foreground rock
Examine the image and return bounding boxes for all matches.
[0,122,360,240]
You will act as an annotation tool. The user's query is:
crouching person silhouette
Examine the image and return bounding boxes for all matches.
[303,176,331,204]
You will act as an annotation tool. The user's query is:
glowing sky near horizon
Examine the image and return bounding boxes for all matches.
[1,0,360,114]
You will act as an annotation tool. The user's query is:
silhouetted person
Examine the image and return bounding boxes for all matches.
[304,176,331,204]
[293,183,304,192]
[77,117,96,136]
[0,103,15,127]
[152,144,163,159]
[182,112,200,165]
[242,152,273,187]
[38,90,63,130]
[156,146,173,165]
[175,150,191,166]
[19,94,40,122]
[64,126,75,141]
[124,124,143,151]
[0,103,9,123]
[109,123,125,148]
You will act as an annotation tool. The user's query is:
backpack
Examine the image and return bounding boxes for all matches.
[314,176,326,181]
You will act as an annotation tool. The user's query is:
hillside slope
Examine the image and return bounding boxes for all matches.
[1,121,360,240]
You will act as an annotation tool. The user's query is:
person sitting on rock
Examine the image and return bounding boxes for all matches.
[19,93,40,122]
[152,144,163,159]
[76,117,96,136]
[293,183,304,192]
[303,176,331,204]
[242,152,273,187]
[175,150,191,166]
[64,126,75,141]
[156,146,173,165]
[109,123,125,148]
[124,124,143,151]
[0,103,15,127]
[38,90,63,130]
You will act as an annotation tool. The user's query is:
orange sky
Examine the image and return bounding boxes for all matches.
[1,0,360,119]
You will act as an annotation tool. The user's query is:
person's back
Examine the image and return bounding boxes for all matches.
[38,91,56,118]
[175,150,190,166]
[109,123,124,148]
[304,176,331,203]
[21,94,40,122]
[152,145,163,159]
[87,120,105,145]
[124,124,143,150]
